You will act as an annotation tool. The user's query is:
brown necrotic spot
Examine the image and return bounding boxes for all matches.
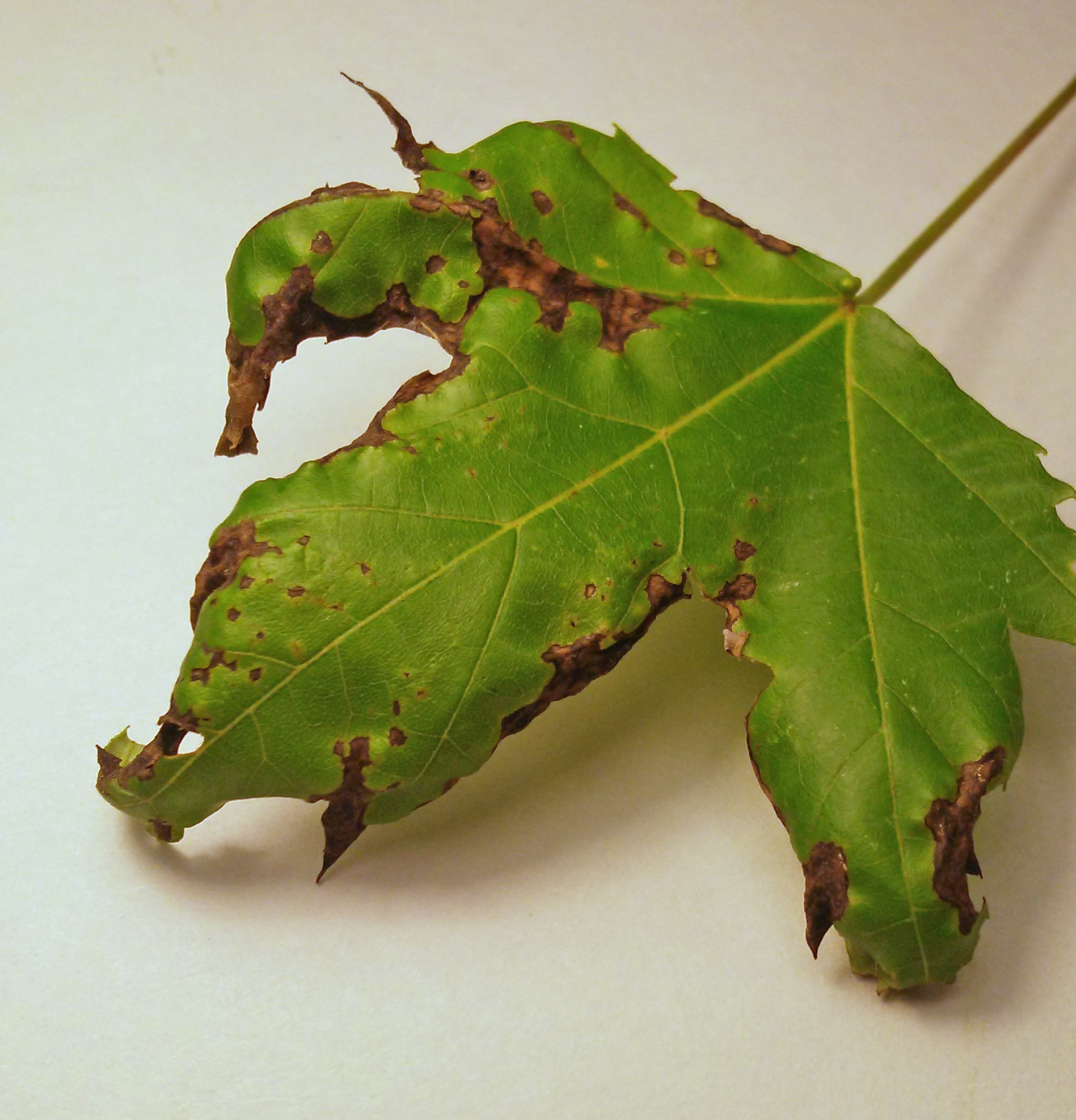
[668,249,686,266]
[714,573,756,658]
[310,230,333,254]
[359,562,371,575]
[297,535,310,546]
[696,196,796,255]
[733,539,756,561]
[540,121,577,143]
[388,727,407,747]
[501,573,688,739]
[470,201,667,351]
[95,702,200,796]
[584,583,596,599]
[531,190,554,215]
[802,841,850,956]
[240,575,254,589]
[409,192,444,213]
[226,607,241,622]
[189,649,238,685]
[392,700,401,716]
[249,667,262,681]
[425,254,446,273]
[614,193,649,229]
[190,520,282,628]
[287,585,306,598]
[924,747,1005,934]
[468,168,495,192]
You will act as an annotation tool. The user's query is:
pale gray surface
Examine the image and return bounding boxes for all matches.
[4,2,1076,1116]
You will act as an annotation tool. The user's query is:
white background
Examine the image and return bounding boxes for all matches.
[4,2,1076,1116]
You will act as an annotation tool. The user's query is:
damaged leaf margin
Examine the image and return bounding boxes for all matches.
[98,86,1076,992]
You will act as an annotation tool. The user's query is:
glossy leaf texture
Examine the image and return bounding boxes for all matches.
[98,105,1076,990]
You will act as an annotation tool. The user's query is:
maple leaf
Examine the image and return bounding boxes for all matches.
[97,85,1076,990]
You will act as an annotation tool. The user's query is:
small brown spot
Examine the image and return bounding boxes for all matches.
[466,466,477,479]
[388,727,408,747]
[190,649,238,684]
[614,193,649,229]
[297,535,310,546]
[226,607,241,622]
[746,495,759,508]
[457,279,469,288]
[360,563,371,575]
[150,819,179,842]
[651,540,663,549]
[310,230,333,254]
[415,688,428,699]
[668,249,686,265]
[249,667,262,681]
[697,196,796,255]
[392,700,401,716]
[287,585,306,598]
[733,540,756,561]
[803,841,849,956]
[255,631,265,640]
[239,575,254,589]
[584,583,596,599]
[409,192,443,213]
[468,168,495,192]
[925,747,1006,934]
[541,122,577,143]
[425,254,446,273]
[531,190,554,215]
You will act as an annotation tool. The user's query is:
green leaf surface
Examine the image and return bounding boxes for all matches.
[97,104,1076,990]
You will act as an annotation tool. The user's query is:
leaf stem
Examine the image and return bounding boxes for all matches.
[858,72,1076,306]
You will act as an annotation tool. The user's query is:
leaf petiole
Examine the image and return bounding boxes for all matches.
[858,71,1076,306]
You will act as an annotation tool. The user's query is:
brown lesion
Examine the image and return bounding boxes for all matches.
[924,747,1006,934]
[500,573,688,739]
[696,196,796,256]
[340,75,432,174]
[315,572,689,877]
[802,841,849,956]
[315,737,375,880]
[614,193,649,229]
[710,572,756,658]
[220,278,469,459]
[189,519,282,626]
[470,198,664,352]
[189,648,238,684]
[95,702,199,796]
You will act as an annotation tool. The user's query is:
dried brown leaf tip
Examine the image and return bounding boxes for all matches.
[340,74,432,174]
[803,841,849,956]
[317,737,375,880]
[925,748,1006,934]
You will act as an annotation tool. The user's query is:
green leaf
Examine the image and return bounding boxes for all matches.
[97,101,1076,991]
